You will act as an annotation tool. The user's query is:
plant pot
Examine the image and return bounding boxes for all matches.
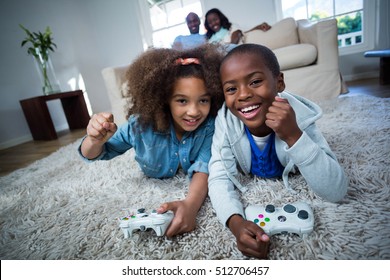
[34,48,61,95]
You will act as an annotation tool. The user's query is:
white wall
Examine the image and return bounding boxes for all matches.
[0,0,144,149]
[0,0,387,149]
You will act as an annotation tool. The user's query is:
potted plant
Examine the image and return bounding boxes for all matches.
[20,24,61,95]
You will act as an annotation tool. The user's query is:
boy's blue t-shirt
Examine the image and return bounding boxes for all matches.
[244,126,284,178]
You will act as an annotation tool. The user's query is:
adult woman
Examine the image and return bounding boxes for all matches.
[204,8,243,45]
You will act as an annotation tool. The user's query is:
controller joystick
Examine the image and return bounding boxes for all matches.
[118,208,174,238]
[265,204,275,213]
[298,210,309,219]
[245,202,314,237]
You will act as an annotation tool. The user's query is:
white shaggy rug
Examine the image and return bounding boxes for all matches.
[0,95,389,260]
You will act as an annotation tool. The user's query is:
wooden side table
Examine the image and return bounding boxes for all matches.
[20,90,90,140]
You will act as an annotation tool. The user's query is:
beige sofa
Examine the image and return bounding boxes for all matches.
[101,17,346,125]
[101,65,129,124]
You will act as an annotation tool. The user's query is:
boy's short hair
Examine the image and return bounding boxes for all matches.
[221,44,281,77]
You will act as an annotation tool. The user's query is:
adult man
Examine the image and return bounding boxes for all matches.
[172,12,206,50]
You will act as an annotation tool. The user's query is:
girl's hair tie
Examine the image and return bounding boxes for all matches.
[175,58,200,65]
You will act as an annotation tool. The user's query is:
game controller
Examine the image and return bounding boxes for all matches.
[118,208,174,238]
[245,202,314,237]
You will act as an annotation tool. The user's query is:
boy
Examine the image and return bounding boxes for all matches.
[208,44,348,259]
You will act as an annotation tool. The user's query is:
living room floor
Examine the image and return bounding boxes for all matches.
[0,77,389,177]
[345,77,390,98]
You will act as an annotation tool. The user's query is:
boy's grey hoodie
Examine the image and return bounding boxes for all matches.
[208,91,348,226]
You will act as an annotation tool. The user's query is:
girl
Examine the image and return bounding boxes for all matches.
[208,44,348,258]
[79,44,224,237]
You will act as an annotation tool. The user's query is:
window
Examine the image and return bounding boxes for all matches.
[148,0,204,48]
[276,0,375,55]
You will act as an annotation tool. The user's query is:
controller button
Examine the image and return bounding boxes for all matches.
[260,222,266,227]
[265,204,275,213]
[265,217,270,222]
[254,218,259,224]
[131,215,136,219]
[258,214,264,218]
[278,215,287,222]
[140,226,146,231]
[298,210,309,220]
[137,208,146,213]
[283,204,296,213]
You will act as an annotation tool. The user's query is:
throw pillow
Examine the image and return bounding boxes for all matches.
[273,44,317,70]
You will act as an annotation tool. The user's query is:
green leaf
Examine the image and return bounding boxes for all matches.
[19,24,57,58]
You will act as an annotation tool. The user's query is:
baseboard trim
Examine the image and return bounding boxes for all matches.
[0,124,70,150]
[342,71,379,82]
[0,134,33,150]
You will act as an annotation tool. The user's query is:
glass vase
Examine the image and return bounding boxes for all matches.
[34,48,61,95]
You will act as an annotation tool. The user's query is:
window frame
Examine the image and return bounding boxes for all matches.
[275,0,376,56]
[147,0,205,49]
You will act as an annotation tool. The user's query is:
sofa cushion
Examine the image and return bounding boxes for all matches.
[243,17,299,50]
[274,44,317,70]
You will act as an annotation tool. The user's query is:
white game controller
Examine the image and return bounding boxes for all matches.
[118,208,174,238]
[245,202,314,237]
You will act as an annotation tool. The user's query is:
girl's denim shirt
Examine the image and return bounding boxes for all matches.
[79,115,215,179]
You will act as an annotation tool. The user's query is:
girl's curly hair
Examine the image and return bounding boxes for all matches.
[204,8,232,39]
[124,44,225,132]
